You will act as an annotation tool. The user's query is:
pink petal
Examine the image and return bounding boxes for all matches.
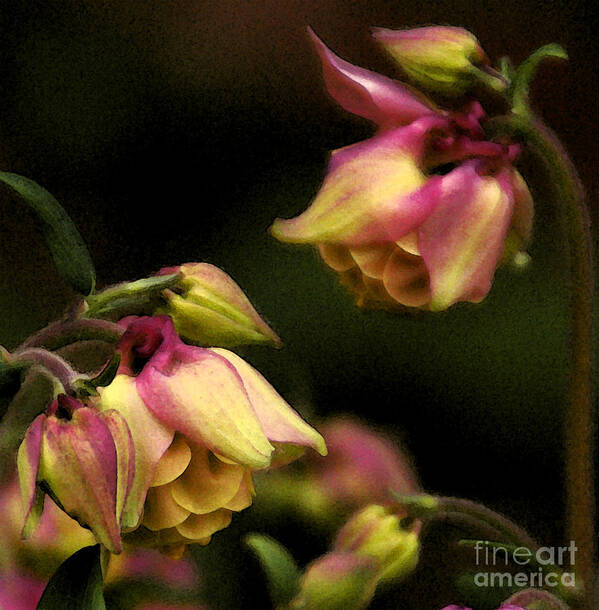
[419,162,514,310]
[138,346,273,469]
[271,117,448,246]
[309,28,438,129]
[209,348,327,461]
[39,408,122,553]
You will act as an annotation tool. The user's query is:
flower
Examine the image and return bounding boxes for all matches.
[96,315,326,554]
[372,26,501,95]
[17,394,135,553]
[292,552,379,610]
[155,262,281,348]
[306,417,421,508]
[270,30,533,311]
[333,504,419,583]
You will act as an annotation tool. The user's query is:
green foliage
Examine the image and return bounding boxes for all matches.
[37,545,106,610]
[245,533,302,607]
[0,171,96,295]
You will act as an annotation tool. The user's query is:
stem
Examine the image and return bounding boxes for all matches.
[514,114,595,608]
[17,318,124,351]
[397,494,538,550]
[11,348,82,391]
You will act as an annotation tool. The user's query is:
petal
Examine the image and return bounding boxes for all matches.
[318,244,356,272]
[39,408,122,553]
[142,484,191,531]
[175,509,233,541]
[98,409,135,527]
[419,162,514,310]
[382,247,431,308]
[509,170,534,246]
[349,244,394,279]
[96,375,174,530]
[271,118,448,246]
[309,27,438,128]
[209,348,327,461]
[170,445,245,514]
[138,347,274,469]
[150,434,192,487]
[223,470,255,511]
[17,414,45,536]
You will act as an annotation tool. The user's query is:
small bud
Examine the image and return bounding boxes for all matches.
[17,395,135,553]
[373,26,501,95]
[156,263,281,348]
[333,505,419,582]
[293,552,379,610]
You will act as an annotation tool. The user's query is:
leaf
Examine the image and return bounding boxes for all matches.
[0,171,96,295]
[245,533,301,606]
[37,545,106,610]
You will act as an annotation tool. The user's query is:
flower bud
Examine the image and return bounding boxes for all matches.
[156,263,281,348]
[17,394,135,553]
[372,26,498,95]
[333,505,419,583]
[292,552,379,610]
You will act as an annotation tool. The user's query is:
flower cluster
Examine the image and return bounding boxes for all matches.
[271,28,533,311]
[16,264,326,557]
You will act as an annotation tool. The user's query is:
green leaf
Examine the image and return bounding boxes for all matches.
[0,171,96,295]
[37,545,106,610]
[245,533,301,606]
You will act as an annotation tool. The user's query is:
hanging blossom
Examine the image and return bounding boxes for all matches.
[17,271,326,556]
[271,28,533,311]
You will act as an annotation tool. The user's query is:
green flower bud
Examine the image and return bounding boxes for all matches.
[372,26,503,95]
[333,504,419,582]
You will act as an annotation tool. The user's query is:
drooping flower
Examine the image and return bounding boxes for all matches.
[155,262,281,348]
[271,30,533,311]
[95,315,326,554]
[17,394,135,554]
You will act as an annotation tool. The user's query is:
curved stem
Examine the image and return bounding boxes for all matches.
[17,318,124,351]
[397,494,539,550]
[513,114,595,608]
[11,348,82,391]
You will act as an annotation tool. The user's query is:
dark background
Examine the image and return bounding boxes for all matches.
[1,1,598,608]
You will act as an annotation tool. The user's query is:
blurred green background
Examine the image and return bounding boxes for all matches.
[1,1,598,607]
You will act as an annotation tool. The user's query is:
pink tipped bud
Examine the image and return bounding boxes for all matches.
[292,552,379,610]
[155,263,281,348]
[333,505,420,582]
[373,26,500,95]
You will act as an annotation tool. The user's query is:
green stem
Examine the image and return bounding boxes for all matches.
[17,318,124,351]
[512,114,595,608]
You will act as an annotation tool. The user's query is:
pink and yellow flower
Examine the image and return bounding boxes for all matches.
[96,315,326,554]
[271,30,533,311]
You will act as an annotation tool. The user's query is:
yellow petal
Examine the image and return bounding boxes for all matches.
[175,509,233,540]
[170,446,245,514]
[150,434,192,487]
[142,484,191,531]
